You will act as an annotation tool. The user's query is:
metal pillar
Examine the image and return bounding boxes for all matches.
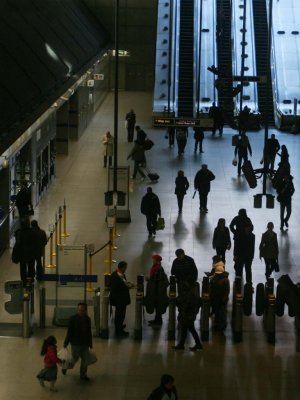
[39,286,46,328]
[22,290,32,338]
[232,277,243,343]
[100,274,110,339]
[134,275,144,341]
[168,275,177,341]
[93,287,101,337]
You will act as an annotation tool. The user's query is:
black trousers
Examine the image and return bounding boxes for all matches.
[115,304,127,334]
[179,321,201,346]
[235,260,253,284]
[194,139,203,152]
[176,194,184,212]
[35,256,44,281]
[199,192,208,210]
[237,151,248,175]
[20,260,35,284]
[280,199,291,227]
[264,258,277,278]
[146,214,157,235]
[216,246,227,264]
[127,127,134,142]
[177,139,187,154]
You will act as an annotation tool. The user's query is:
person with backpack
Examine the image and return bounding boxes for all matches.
[141,187,161,238]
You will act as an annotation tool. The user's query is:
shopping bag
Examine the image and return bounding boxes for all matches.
[156,217,165,231]
[86,350,98,366]
[232,157,237,166]
[58,347,74,370]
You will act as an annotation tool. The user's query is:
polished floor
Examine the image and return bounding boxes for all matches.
[1,92,300,399]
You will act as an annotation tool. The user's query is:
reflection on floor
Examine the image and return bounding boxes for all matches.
[0,92,300,400]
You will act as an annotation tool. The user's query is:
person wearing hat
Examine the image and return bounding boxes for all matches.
[210,263,230,331]
[194,164,215,213]
[144,255,169,326]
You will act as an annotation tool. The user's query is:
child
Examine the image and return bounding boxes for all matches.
[36,335,61,391]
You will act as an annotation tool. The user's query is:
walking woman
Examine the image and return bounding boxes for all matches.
[174,170,189,214]
[212,218,231,264]
[259,222,279,278]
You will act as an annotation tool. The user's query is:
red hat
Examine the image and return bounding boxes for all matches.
[152,254,162,262]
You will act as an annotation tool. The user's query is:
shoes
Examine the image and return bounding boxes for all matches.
[116,330,129,338]
[62,369,67,375]
[38,379,45,387]
[148,233,152,238]
[284,220,289,227]
[280,226,284,230]
[172,344,184,350]
[189,344,203,351]
[80,375,90,381]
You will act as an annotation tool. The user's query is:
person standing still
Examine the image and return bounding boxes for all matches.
[31,220,47,281]
[233,224,255,286]
[176,127,188,156]
[194,164,215,212]
[110,261,133,337]
[63,303,93,381]
[259,222,279,278]
[174,170,189,214]
[102,131,114,168]
[125,109,136,142]
[193,127,204,153]
[141,187,161,238]
[276,174,295,230]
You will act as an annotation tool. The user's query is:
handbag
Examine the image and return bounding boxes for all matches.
[86,350,98,366]
[57,347,74,370]
[232,157,237,166]
[156,217,165,231]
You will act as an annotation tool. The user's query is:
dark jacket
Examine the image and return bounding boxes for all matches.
[194,169,215,194]
[148,386,178,400]
[210,271,230,308]
[194,127,204,140]
[15,187,32,217]
[125,111,136,128]
[177,281,201,324]
[141,192,161,217]
[171,255,198,283]
[209,105,222,122]
[175,176,189,196]
[276,176,295,203]
[127,141,146,163]
[229,215,253,238]
[110,271,131,307]
[259,231,278,259]
[64,314,92,348]
[15,226,37,263]
[266,138,280,156]
[234,135,252,156]
[144,266,169,315]
[234,232,255,262]
[212,226,231,250]
[31,226,47,257]
[136,129,147,145]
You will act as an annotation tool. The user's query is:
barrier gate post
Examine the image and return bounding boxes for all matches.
[200,276,210,342]
[100,274,110,339]
[93,287,101,337]
[168,276,177,341]
[134,275,144,341]
[39,286,46,328]
[232,277,243,343]
[22,289,32,338]
[264,278,276,344]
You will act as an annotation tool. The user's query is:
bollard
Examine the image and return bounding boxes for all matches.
[53,214,58,256]
[39,287,46,328]
[100,274,110,339]
[134,275,144,341]
[168,275,177,341]
[47,231,55,268]
[22,290,31,338]
[200,276,210,342]
[232,277,243,343]
[61,199,70,237]
[58,207,62,245]
[93,287,101,337]
[86,254,94,292]
[264,278,276,344]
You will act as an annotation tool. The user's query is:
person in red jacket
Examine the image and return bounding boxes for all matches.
[37,335,61,391]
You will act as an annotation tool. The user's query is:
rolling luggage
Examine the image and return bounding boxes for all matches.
[144,167,159,182]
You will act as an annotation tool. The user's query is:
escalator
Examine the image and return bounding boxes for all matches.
[177,0,194,117]
[252,0,274,126]
[216,0,234,124]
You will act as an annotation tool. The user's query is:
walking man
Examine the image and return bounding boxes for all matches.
[209,102,223,136]
[63,303,93,381]
[259,222,279,278]
[127,140,146,180]
[125,109,136,142]
[194,164,215,212]
[234,133,252,176]
[31,220,47,281]
[276,174,295,230]
[141,187,161,238]
[171,249,198,289]
[110,261,133,337]
[264,134,280,173]
[193,127,204,153]
[233,223,255,286]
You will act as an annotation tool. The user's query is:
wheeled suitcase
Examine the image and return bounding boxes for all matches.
[144,167,160,182]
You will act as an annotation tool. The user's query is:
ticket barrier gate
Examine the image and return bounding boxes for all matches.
[232,277,243,343]
[200,276,210,342]
[93,287,101,337]
[100,274,110,339]
[134,275,144,341]
[256,278,276,344]
[168,276,177,341]
[4,280,34,338]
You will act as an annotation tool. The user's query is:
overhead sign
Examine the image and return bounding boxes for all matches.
[152,117,213,128]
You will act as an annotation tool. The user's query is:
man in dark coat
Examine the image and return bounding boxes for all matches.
[209,102,223,136]
[127,140,146,180]
[147,374,178,400]
[15,217,37,285]
[63,303,93,380]
[276,174,295,230]
[171,249,198,290]
[31,220,47,281]
[234,133,252,176]
[141,187,161,238]
[194,164,215,212]
[193,127,204,153]
[264,133,280,173]
[230,208,253,240]
[233,223,255,285]
[110,261,133,337]
[125,109,136,142]
[15,182,33,218]
[135,125,147,145]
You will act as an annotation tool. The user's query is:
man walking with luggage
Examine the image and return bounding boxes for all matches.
[141,187,161,238]
[234,133,252,176]
[194,164,215,213]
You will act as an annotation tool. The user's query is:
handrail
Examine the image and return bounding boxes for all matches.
[90,240,111,257]
[0,203,16,230]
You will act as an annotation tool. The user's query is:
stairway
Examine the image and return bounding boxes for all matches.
[177,0,194,117]
[252,0,274,126]
[216,0,234,124]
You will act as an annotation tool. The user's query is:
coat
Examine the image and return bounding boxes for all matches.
[177,281,201,324]
[15,187,32,217]
[276,177,295,203]
[141,192,161,217]
[210,271,230,309]
[259,231,278,259]
[31,226,47,257]
[144,266,169,315]
[229,215,253,238]
[127,141,146,163]
[125,111,136,128]
[64,313,92,348]
[234,232,255,262]
[175,176,189,196]
[171,255,198,283]
[194,169,215,194]
[212,226,231,250]
[102,134,114,156]
[15,227,37,263]
[109,271,131,307]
